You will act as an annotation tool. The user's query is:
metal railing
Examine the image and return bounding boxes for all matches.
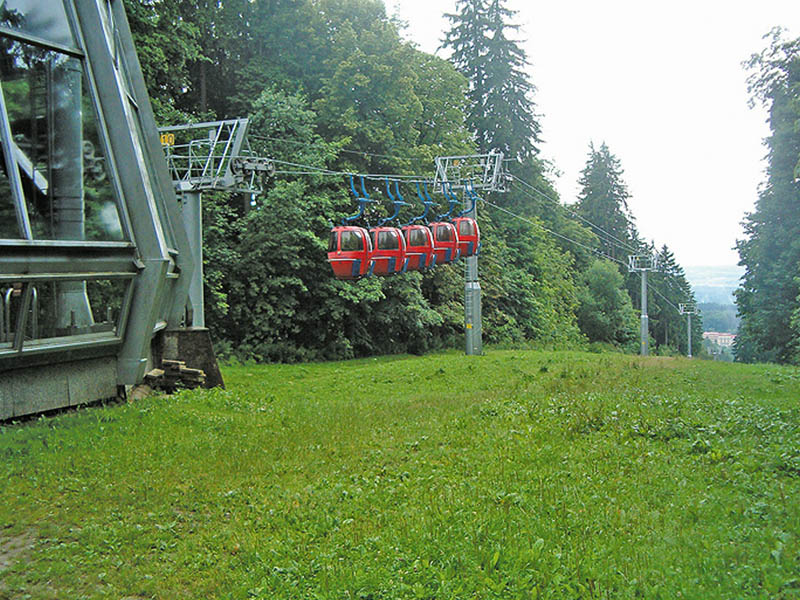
[160,119,252,192]
[1,286,38,343]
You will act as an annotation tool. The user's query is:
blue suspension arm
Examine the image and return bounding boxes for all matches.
[456,180,479,217]
[341,174,376,225]
[377,178,411,227]
[403,181,438,226]
[436,181,461,221]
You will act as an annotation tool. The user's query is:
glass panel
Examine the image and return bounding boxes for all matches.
[97,0,113,48]
[0,143,21,237]
[1,41,51,238]
[328,230,337,252]
[409,228,428,247]
[0,0,76,49]
[82,92,123,241]
[341,230,364,252]
[0,41,124,240]
[436,225,452,242]
[459,220,474,236]
[0,282,22,349]
[378,230,399,251]
[26,278,127,342]
[86,278,126,334]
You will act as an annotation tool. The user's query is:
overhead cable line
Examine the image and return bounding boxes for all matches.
[508,173,639,254]
[509,183,635,260]
[267,160,433,184]
[482,192,687,317]
[649,282,681,313]
[480,198,627,267]
[657,268,692,298]
[509,174,696,306]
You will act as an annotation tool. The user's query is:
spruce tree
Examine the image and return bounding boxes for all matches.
[442,0,540,161]
[574,142,639,264]
[735,29,800,364]
[651,245,701,355]
[442,0,488,139]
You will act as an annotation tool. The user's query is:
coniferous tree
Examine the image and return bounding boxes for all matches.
[123,0,202,123]
[441,0,488,140]
[574,142,640,265]
[650,245,701,356]
[481,0,540,161]
[735,29,800,364]
[442,0,540,161]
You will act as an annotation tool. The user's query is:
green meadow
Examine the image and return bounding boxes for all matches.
[1,350,799,599]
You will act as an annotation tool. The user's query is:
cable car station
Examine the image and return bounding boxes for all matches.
[0,1,201,419]
[0,1,506,420]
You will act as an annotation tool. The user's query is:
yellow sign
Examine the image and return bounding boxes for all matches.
[160,132,175,146]
[466,323,473,329]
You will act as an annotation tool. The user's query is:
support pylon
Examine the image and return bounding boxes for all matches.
[628,254,658,356]
[679,303,699,358]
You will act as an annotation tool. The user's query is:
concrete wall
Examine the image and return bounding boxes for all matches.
[0,358,118,420]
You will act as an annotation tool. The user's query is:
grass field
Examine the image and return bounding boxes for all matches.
[1,350,799,599]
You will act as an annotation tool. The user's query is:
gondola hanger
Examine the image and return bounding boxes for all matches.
[428,181,461,265]
[436,181,461,221]
[450,179,481,258]
[341,174,377,226]
[456,179,479,218]
[368,178,410,276]
[404,181,439,227]
[377,178,412,227]
[400,181,438,272]
[326,174,376,280]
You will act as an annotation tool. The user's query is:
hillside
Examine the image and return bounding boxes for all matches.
[698,302,740,334]
[684,265,744,305]
[2,350,799,598]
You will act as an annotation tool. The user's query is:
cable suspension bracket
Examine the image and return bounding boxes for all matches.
[377,178,411,227]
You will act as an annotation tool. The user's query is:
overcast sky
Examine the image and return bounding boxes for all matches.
[387,0,799,268]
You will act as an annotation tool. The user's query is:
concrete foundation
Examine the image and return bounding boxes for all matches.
[0,357,118,420]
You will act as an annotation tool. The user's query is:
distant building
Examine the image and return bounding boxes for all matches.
[703,331,736,348]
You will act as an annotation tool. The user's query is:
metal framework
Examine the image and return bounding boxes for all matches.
[628,254,658,272]
[0,1,193,419]
[433,151,506,193]
[160,119,274,195]
[433,153,508,356]
[158,120,275,327]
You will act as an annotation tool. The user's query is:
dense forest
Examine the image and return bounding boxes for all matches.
[124,0,703,361]
[735,29,800,365]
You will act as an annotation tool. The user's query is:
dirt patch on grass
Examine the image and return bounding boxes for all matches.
[0,529,35,573]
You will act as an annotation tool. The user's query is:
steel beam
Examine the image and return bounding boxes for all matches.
[0,241,139,281]
[111,1,194,328]
[72,2,193,384]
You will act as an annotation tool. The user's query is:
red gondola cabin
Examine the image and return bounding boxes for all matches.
[327,226,374,280]
[429,221,460,265]
[401,224,435,272]
[369,226,408,276]
[451,216,480,258]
